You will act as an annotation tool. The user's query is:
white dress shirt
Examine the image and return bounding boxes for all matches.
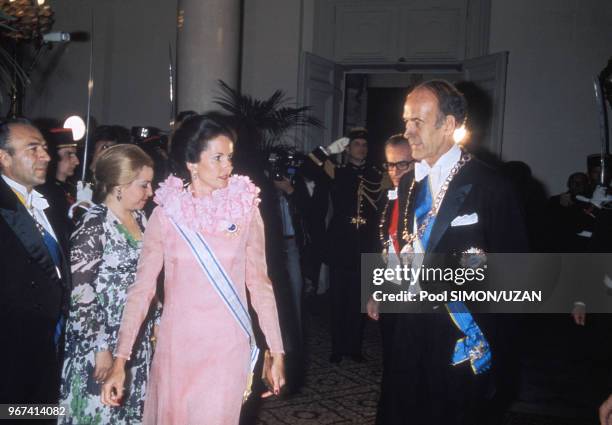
[2,174,59,242]
[411,143,461,257]
[414,143,461,200]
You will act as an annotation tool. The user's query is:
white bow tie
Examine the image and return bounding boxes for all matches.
[414,161,432,182]
[29,190,49,211]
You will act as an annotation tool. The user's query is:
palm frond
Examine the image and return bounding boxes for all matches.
[0,9,17,32]
[0,44,29,104]
[213,80,322,153]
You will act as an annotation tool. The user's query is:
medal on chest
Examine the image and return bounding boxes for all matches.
[350,174,383,228]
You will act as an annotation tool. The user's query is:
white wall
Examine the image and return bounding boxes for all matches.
[490,0,612,194]
[241,0,304,102]
[14,0,612,194]
[23,0,177,130]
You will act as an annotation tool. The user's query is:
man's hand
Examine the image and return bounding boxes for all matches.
[273,178,294,195]
[571,303,586,326]
[76,180,93,203]
[326,137,350,155]
[367,297,380,321]
[93,350,113,382]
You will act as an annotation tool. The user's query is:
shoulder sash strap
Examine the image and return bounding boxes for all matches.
[169,218,260,399]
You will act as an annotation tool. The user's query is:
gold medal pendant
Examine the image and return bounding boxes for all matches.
[350,216,367,228]
[399,243,415,268]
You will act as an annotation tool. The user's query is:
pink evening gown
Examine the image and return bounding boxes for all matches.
[114,175,284,425]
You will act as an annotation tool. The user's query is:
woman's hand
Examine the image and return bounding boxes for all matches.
[93,350,113,382]
[600,394,612,425]
[101,358,127,407]
[261,352,286,398]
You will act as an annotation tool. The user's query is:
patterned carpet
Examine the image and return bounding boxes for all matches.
[252,312,382,425]
[240,296,598,425]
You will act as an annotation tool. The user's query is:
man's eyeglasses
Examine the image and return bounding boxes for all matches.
[382,160,414,171]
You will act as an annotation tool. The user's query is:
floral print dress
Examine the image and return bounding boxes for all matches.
[59,204,159,425]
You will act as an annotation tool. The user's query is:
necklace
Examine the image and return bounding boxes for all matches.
[401,151,472,246]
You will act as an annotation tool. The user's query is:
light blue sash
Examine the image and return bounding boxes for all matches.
[445,301,491,374]
[169,218,260,396]
[414,177,491,375]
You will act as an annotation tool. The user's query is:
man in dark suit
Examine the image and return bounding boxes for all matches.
[0,118,71,405]
[376,80,528,425]
[366,134,414,363]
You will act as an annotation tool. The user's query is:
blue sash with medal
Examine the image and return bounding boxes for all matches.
[445,302,491,374]
[416,177,491,375]
[169,218,260,399]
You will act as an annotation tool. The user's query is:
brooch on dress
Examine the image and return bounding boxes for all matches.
[222,222,239,236]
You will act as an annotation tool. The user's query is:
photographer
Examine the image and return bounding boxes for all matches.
[268,148,310,340]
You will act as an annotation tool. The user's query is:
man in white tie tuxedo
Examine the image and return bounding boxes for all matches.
[376,80,528,425]
[0,119,70,407]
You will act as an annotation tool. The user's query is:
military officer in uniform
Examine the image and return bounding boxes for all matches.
[38,127,81,231]
[311,128,386,363]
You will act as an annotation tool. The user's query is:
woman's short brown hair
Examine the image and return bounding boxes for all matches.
[93,144,153,203]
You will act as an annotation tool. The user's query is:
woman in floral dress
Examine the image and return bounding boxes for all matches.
[60,145,157,424]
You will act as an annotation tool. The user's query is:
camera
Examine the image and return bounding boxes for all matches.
[131,126,168,150]
[267,149,305,181]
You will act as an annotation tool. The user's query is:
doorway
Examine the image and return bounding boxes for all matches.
[342,71,463,164]
[299,52,508,160]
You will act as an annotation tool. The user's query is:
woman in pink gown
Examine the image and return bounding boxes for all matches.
[102,114,285,424]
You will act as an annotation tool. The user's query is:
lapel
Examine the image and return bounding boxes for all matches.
[0,178,63,286]
[426,164,474,253]
[44,205,70,284]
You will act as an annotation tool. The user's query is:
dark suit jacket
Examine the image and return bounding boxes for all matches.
[0,176,70,404]
[396,157,528,258]
[393,155,529,360]
[378,156,529,425]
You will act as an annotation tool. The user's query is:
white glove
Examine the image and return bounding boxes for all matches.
[590,185,612,208]
[69,181,94,218]
[77,181,93,203]
[326,137,350,155]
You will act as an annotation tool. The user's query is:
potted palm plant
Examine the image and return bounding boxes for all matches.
[213,79,321,175]
[0,2,54,115]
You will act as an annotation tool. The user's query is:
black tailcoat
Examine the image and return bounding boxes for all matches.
[0,177,70,404]
[378,156,529,425]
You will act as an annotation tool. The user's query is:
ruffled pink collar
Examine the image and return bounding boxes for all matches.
[154,174,260,234]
